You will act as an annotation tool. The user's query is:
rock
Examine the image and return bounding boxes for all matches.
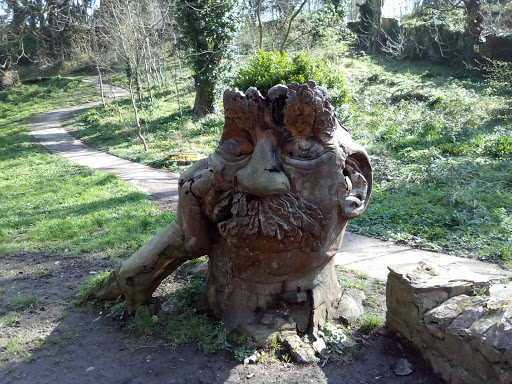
[445,306,485,338]
[424,295,471,329]
[279,332,318,364]
[387,261,512,384]
[151,315,159,323]
[336,291,364,324]
[86,366,95,372]
[0,70,20,90]
[392,358,414,376]
[493,307,512,350]
[183,261,209,279]
[312,337,328,358]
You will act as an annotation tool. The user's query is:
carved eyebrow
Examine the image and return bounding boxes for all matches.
[220,119,253,142]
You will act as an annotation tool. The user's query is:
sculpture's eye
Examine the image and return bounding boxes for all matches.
[283,137,326,160]
[217,138,254,160]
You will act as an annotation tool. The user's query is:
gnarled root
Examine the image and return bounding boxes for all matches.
[86,221,191,315]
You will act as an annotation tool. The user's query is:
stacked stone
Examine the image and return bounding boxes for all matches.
[386,262,512,384]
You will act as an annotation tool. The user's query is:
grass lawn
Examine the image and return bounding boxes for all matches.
[0,78,173,259]
[340,55,512,264]
[63,54,512,266]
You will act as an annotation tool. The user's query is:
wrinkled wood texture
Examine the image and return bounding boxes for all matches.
[92,81,372,343]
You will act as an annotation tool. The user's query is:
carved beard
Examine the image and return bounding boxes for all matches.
[213,191,326,252]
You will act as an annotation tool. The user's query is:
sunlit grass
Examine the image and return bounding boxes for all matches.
[340,55,512,263]
[63,54,512,264]
[0,78,173,259]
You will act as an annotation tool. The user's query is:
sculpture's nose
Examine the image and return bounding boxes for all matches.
[236,133,290,197]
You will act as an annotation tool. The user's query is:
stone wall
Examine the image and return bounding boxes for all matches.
[386,262,512,384]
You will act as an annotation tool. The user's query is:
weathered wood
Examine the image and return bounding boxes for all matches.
[91,81,373,346]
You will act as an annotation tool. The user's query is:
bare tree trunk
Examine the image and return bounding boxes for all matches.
[144,56,154,101]
[135,69,144,108]
[157,56,166,89]
[370,0,382,55]
[256,0,263,49]
[97,65,106,108]
[171,58,184,125]
[280,0,308,53]
[129,76,148,152]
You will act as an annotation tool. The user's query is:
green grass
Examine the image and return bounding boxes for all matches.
[62,54,512,266]
[0,78,173,259]
[76,271,111,301]
[124,309,228,354]
[0,337,27,362]
[359,314,384,334]
[0,311,21,326]
[10,295,39,310]
[340,55,512,264]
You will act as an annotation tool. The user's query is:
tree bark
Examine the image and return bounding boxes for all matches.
[97,65,106,108]
[256,0,263,49]
[192,75,216,118]
[129,76,148,152]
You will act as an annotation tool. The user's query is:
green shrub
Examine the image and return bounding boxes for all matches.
[232,49,348,108]
[479,58,512,94]
[487,136,512,159]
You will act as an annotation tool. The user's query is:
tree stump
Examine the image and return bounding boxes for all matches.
[90,81,372,349]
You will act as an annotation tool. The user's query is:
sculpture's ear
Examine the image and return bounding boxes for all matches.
[339,149,373,219]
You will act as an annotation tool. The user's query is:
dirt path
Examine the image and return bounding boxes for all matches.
[1,78,485,383]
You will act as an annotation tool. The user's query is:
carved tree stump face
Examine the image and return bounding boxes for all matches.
[202,82,372,284]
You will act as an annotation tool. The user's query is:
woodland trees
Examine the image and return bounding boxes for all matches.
[0,0,90,68]
[173,0,242,117]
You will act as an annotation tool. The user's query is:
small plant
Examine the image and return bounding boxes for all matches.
[367,295,378,308]
[0,311,21,326]
[359,315,383,334]
[282,353,292,364]
[339,280,366,290]
[104,300,126,319]
[11,294,39,310]
[76,271,110,302]
[162,275,205,313]
[0,337,27,362]
[267,334,280,362]
[126,313,155,335]
[185,255,209,266]
[472,286,487,296]
[162,312,228,354]
[233,346,257,362]
[318,322,350,356]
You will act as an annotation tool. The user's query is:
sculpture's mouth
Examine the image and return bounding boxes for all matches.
[213,190,326,252]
